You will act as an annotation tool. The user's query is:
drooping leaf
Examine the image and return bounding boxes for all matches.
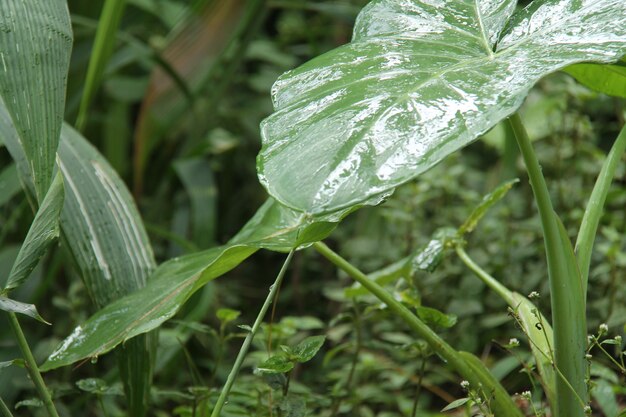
[0,297,49,324]
[41,199,341,371]
[0,102,156,416]
[564,60,626,98]
[4,172,64,292]
[0,0,72,200]
[258,0,626,215]
[76,0,127,130]
[458,179,519,236]
[291,335,325,363]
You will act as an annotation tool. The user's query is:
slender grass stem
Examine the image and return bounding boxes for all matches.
[312,242,523,417]
[508,113,587,417]
[0,396,13,417]
[575,123,626,291]
[6,313,59,417]
[210,250,294,417]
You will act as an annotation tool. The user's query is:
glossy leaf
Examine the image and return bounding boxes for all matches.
[4,172,64,292]
[257,355,294,374]
[258,0,626,215]
[564,60,626,98]
[291,335,325,363]
[41,199,340,371]
[0,297,49,324]
[0,0,72,200]
[0,102,156,416]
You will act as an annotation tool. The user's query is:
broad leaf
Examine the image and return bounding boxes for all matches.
[0,297,49,324]
[41,199,341,371]
[0,103,156,416]
[258,0,626,215]
[257,355,294,374]
[0,0,72,200]
[4,172,64,292]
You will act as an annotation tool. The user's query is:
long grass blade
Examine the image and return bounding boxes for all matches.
[75,0,127,131]
[0,0,72,200]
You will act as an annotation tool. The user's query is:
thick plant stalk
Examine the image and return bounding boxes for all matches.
[575,123,626,291]
[210,250,294,417]
[312,242,523,417]
[6,313,59,417]
[508,113,587,417]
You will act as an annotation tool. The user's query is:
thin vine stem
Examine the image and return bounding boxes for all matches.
[0,396,13,417]
[575,122,626,292]
[6,313,59,417]
[508,113,587,417]
[312,241,523,417]
[210,250,294,417]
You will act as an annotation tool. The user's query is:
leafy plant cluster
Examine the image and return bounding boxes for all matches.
[0,1,625,417]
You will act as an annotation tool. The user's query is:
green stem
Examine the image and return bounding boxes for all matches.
[312,242,523,417]
[210,250,294,417]
[0,396,13,417]
[455,246,515,305]
[575,123,626,292]
[6,313,59,417]
[508,113,587,417]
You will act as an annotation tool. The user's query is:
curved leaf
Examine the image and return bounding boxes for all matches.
[0,0,72,200]
[258,0,626,215]
[4,172,64,292]
[41,199,341,371]
[564,61,626,98]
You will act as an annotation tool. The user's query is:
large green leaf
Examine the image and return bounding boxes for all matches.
[4,172,64,292]
[0,102,156,416]
[0,0,72,200]
[41,199,341,371]
[258,0,626,215]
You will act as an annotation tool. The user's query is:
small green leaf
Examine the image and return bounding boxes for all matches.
[458,179,519,236]
[76,378,124,396]
[416,306,457,329]
[4,172,64,292]
[291,335,326,363]
[0,297,49,324]
[257,355,294,374]
[216,308,241,324]
[441,397,470,412]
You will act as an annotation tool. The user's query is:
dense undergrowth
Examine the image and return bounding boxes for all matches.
[0,1,625,416]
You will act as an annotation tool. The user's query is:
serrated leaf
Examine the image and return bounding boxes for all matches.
[416,306,457,329]
[257,355,294,374]
[41,199,339,371]
[4,172,64,292]
[258,0,626,215]
[0,297,49,324]
[458,179,518,236]
[0,0,72,200]
[291,335,325,363]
